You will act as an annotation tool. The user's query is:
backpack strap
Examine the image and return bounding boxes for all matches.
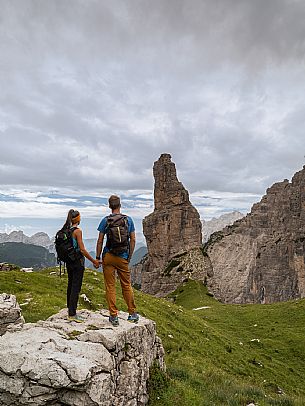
[69,226,78,241]
[123,215,129,236]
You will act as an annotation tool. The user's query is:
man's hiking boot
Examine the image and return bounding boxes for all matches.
[127,313,139,323]
[109,315,119,327]
[68,314,85,323]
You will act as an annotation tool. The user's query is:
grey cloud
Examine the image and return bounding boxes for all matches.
[1,0,305,72]
[1,0,305,198]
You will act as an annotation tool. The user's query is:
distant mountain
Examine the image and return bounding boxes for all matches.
[83,239,146,253]
[84,244,148,269]
[0,231,55,253]
[0,242,56,269]
[0,231,147,268]
[130,246,148,266]
[83,239,97,253]
[202,211,244,242]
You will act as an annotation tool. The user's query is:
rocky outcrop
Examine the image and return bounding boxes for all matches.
[141,248,212,297]
[206,166,305,303]
[0,263,33,273]
[0,308,165,405]
[0,263,19,272]
[0,293,24,336]
[202,211,244,242]
[137,154,206,296]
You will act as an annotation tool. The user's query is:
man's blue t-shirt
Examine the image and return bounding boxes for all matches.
[97,214,135,260]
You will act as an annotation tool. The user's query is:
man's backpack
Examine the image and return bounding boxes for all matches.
[106,214,129,255]
[55,227,79,276]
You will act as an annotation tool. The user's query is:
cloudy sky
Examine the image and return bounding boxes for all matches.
[1,0,305,241]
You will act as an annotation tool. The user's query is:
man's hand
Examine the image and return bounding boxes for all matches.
[93,259,100,269]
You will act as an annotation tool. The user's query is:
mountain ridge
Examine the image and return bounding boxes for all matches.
[0,242,56,269]
[0,230,54,252]
[202,211,244,242]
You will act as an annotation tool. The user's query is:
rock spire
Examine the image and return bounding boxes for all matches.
[153,153,190,210]
[139,154,207,296]
[144,153,202,268]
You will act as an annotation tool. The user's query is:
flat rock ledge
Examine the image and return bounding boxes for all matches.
[0,293,24,336]
[0,308,165,406]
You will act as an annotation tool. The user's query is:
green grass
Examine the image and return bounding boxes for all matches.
[1,270,305,405]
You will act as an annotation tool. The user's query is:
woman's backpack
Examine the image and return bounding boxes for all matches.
[55,227,78,276]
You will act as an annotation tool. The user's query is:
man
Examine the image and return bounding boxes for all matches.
[96,195,139,326]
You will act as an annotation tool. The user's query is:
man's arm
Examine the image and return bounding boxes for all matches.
[96,232,104,260]
[128,231,136,262]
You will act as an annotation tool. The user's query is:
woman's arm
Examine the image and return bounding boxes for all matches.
[74,228,100,268]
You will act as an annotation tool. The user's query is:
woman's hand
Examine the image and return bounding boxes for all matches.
[93,259,100,269]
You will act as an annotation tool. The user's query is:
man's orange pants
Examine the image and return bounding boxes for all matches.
[102,252,136,316]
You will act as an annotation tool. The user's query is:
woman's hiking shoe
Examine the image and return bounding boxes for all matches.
[109,315,119,327]
[127,313,139,323]
[68,314,85,323]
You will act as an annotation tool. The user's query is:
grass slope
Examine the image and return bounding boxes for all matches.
[0,270,305,405]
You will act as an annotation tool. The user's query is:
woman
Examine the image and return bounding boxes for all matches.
[62,209,100,322]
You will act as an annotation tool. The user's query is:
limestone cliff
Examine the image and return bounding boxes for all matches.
[138,154,207,296]
[206,166,305,303]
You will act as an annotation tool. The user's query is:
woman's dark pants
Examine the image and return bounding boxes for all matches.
[66,257,85,317]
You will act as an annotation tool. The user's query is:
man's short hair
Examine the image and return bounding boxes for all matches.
[109,195,121,210]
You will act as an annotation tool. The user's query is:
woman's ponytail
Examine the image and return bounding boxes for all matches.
[62,209,76,230]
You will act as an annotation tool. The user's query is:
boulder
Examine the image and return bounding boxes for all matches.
[0,293,24,336]
[0,308,165,405]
